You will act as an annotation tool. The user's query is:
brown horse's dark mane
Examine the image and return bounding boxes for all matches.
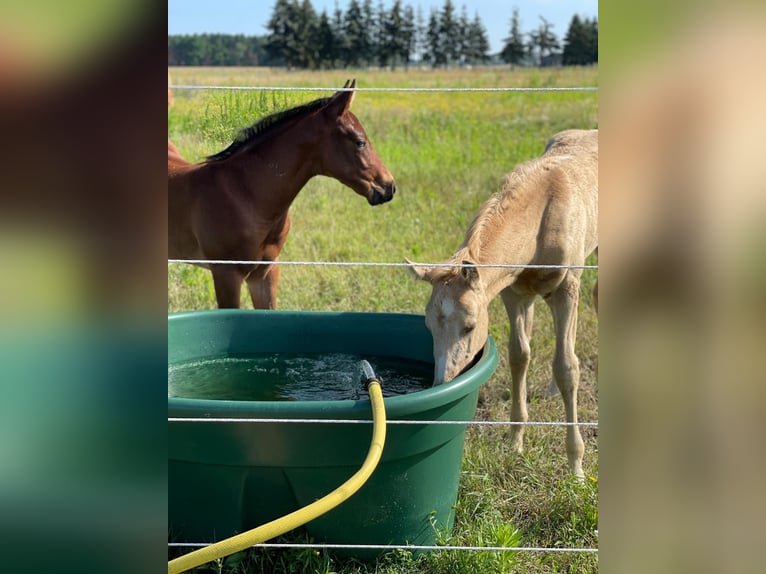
[206,96,332,162]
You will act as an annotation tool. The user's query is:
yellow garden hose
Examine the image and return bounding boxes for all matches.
[168,377,387,574]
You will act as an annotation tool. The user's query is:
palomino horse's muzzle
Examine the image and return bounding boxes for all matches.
[433,347,483,386]
[368,180,396,205]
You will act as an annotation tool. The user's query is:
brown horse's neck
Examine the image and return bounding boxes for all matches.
[209,124,322,219]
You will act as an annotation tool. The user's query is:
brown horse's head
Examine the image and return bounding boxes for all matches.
[407,259,490,385]
[319,79,396,205]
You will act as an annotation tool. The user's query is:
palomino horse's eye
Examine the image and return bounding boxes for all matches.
[462,324,475,335]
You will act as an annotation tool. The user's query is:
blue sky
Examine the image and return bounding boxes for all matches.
[168,1,597,55]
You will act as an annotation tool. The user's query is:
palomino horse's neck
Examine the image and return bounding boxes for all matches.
[458,156,589,300]
[458,198,532,298]
[457,243,522,301]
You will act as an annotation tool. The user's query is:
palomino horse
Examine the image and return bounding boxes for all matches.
[408,129,597,477]
[168,80,396,308]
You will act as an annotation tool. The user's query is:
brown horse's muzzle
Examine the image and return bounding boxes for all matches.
[368,180,396,205]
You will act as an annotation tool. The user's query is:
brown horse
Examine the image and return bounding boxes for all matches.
[168,80,396,309]
[408,129,597,477]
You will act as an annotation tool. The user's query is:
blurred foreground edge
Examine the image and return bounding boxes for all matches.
[0,5,167,574]
[601,4,766,574]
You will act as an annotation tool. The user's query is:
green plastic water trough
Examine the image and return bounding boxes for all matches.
[168,310,498,557]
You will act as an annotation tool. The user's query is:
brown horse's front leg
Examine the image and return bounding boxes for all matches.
[247,235,286,309]
[211,264,245,308]
[246,264,279,310]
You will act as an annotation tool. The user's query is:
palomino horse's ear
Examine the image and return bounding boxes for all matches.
[460,260,480,287]
[405,258,432,282]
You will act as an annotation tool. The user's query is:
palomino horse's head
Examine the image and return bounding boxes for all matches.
[319,79,396,206]
[407,259,490,385]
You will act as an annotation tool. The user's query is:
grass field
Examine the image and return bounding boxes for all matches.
[168,65,599,573]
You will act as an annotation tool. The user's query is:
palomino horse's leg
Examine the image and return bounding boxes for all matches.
[500,289,536,455]
[246,264,279,310]
[546,273,586,478]
[545,278,597,396]
[211,265,244,309]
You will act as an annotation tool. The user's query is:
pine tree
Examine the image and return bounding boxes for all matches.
[563,14,587,65]
[400,4,417,69]
[183,1,508,70]
[464,12,489,65]
[439,0,459,66]
[380,0,407,70]
[457,5,470,66]
[332,1,348,67]
[423,8,441,67]
[414,5,427,63]
[500,8,526,67]
[343,0,366,67]
[528,16,560,66]
[294,0,319,69]
[562,15,597,66]
[361,0,376,66]
[585,17,598,64]
[265,0,296,68]
[376,0,389,68]
[316,10,338,69]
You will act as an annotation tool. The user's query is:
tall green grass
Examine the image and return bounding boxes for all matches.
[168,66,598,573]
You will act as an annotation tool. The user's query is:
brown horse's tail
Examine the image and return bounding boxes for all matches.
[168,71,174,108]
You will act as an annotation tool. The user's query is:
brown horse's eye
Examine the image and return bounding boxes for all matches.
[355,139,367,149]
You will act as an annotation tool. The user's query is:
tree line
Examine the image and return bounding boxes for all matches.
[167,1,597,69]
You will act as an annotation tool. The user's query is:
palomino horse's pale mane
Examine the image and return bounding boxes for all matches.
[206,97,332,162]
[462,160,546,260]
[420,168,541,283]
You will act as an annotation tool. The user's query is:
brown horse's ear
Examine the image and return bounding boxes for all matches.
[327,79,356,116]
[460,260,480,287]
